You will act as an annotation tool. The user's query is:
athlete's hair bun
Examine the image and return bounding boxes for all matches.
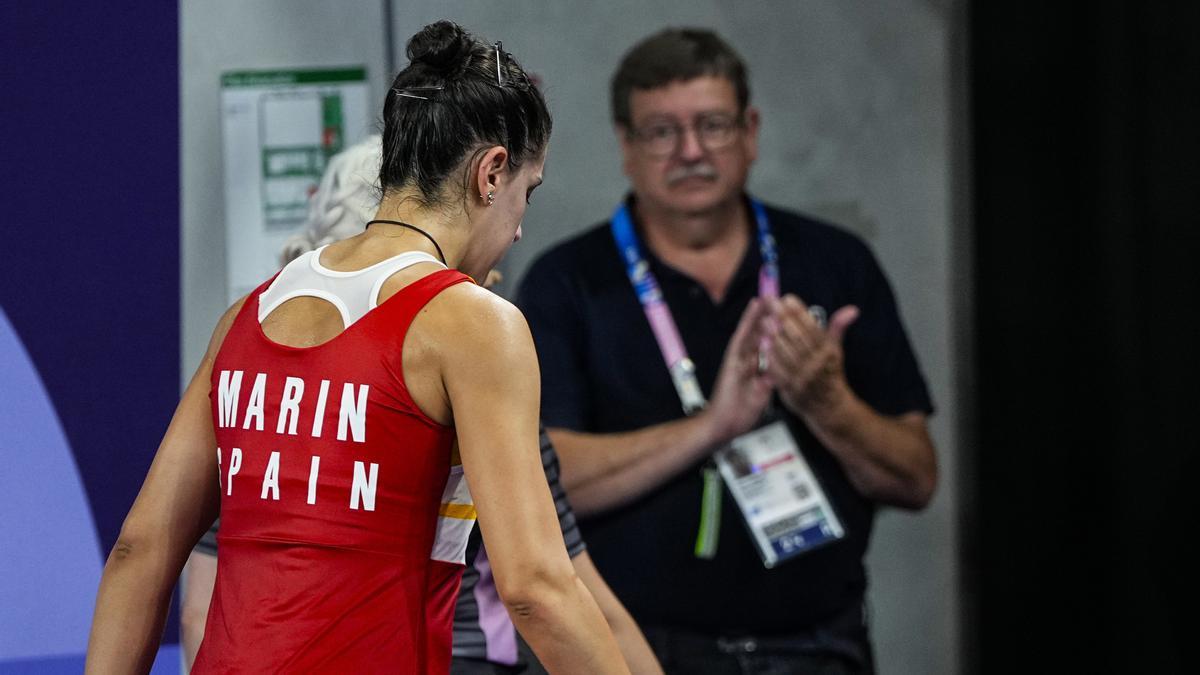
[406,20,472,76]
[382,21,551,206]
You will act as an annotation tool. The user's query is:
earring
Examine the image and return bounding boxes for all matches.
[486,190,495,205]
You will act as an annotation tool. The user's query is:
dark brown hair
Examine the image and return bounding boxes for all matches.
[610,28,750,127]
[381,21,552,206]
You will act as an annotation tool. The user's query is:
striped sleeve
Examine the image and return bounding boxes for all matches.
[540,427,585,557]
[450,427,586,663]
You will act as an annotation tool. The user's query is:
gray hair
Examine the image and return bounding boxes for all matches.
[280,134,383,265]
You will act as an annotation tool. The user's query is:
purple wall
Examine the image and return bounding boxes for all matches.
[0,1,181,667]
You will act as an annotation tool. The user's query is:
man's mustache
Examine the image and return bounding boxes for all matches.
[666,164,718,184]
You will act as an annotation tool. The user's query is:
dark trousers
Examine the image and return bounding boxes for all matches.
[450,657,527,675]
[642,604,875,675]
[470,606,874,675]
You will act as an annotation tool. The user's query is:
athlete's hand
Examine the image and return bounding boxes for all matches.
[703,298,773,443]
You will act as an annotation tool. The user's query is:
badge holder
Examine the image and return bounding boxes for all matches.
[610,198,843,565]
[713,417,845,568]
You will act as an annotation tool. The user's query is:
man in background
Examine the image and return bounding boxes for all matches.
[517,28,937,673]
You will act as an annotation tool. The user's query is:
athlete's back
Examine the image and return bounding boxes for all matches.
[192,248,472,673]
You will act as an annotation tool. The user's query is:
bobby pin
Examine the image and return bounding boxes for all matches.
[394,85,445,100]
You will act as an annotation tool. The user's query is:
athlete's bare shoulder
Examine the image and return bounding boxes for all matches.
[204,295,250,361]
[416,281,534,363]
[400,280,536,425]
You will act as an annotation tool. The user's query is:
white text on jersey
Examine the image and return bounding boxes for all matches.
[217,370,368,443]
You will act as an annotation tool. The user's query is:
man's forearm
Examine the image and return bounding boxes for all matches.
[548,411,731,517]
[799,384,937,509]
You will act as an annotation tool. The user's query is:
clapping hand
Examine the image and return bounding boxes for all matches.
[761,295,859,416]
[704,298,774,442]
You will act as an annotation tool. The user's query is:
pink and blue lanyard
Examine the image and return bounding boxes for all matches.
[610,198,780,415]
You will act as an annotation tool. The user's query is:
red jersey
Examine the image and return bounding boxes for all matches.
[193,267,473,674]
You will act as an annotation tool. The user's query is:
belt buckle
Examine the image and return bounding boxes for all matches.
[716,636,759,654]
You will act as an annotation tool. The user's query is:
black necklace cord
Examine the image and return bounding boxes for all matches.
[364,219,447,265]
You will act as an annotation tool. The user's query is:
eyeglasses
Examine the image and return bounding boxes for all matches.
[628,113,744,158]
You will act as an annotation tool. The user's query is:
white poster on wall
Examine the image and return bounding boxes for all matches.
[220,67,371,304]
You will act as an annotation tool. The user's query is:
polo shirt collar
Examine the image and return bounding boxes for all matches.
[619,193,763,300]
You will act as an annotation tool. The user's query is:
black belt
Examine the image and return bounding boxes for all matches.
[643,603,872,669]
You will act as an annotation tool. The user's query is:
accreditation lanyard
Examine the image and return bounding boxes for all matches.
[611,199,779,558]
[610,198,780,416]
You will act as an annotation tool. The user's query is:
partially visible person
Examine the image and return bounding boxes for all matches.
[449,431,656,674]
[517,28,938,674]
[87,20,629,674]
[278,132,383,266]
[181,136,659,675]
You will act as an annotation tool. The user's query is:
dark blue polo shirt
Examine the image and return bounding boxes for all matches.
[516,198,933,634]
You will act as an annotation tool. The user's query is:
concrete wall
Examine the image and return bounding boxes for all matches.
[180,0,390,380]
[181,2,962,672]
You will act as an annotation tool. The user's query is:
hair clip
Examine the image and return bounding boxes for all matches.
[492,42,533,90]
[494,41,504,86]
[394,85,445,100]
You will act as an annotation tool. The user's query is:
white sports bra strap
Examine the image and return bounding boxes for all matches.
[258,246,446,328]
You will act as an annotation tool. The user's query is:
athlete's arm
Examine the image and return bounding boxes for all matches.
[84,299,244,674]
[570,551,662,675]
[547,298,773,517]
[433,285,629,674]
